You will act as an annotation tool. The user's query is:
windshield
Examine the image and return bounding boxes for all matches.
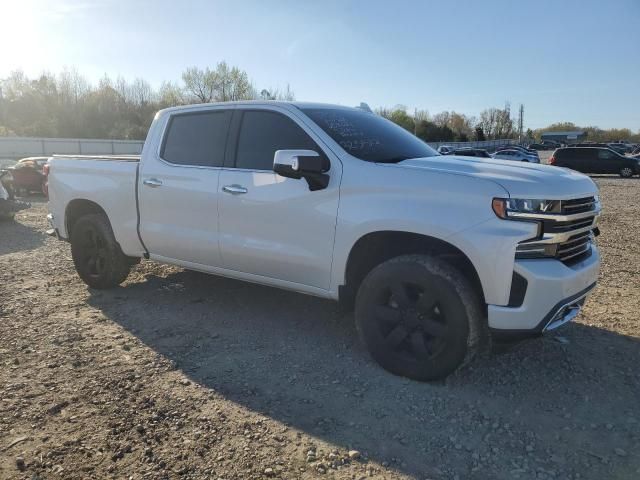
[300,107,439,163]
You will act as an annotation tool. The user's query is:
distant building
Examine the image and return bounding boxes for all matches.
[541,131,586,143]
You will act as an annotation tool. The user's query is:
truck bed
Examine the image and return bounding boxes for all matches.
[47,155,145,256]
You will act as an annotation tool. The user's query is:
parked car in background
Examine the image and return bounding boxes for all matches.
[437,145,456,154]
[10,157,49,196]
[569,143,630,155]
[448,148,491,158]
[492,149,540,163]
[0,168,30,220]
[496,145,539,157]
[550,147,640,178]
[528,143,547,150]
[541,140,562,149]
[606,143,632,154]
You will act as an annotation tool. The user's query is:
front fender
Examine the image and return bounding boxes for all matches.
[330,161,537,305]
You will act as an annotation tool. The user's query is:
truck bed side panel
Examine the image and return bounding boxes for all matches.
[48,158,144,256]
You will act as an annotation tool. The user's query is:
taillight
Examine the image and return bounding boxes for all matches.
[548,155,556,165]
[43,163,50,176]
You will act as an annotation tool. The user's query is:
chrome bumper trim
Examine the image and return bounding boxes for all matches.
[543,287,593,332]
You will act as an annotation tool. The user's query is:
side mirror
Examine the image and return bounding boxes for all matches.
[273,150,330,191]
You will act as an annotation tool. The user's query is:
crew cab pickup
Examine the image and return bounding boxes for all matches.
[47,102,601,380]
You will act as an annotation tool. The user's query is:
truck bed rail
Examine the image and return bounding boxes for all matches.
[51,154,140,162]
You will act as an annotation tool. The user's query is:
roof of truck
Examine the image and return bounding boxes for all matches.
[157,101,356,116]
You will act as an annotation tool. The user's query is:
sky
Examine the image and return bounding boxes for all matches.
[1,0,639,130]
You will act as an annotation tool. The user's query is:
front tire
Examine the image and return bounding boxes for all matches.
[70,213,132,289]
[355,255,485,381]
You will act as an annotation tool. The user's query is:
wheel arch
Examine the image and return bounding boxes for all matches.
[340,231,486,311]
[64,198,109,238]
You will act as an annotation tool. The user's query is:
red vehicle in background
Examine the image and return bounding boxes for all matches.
[9,157,49,197]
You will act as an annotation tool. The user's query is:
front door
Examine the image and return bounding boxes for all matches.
[138,107,232,266]
[218,107,341,290]
[596,149,622,174]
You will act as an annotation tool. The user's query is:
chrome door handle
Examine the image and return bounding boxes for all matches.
[222,184,248,195]
[143,178,163,187]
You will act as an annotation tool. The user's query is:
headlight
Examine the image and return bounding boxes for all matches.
[492,198,560,219]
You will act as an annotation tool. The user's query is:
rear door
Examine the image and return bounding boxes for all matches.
[138,106,232,266]
[571,148,595,173]
[217,106,341,290]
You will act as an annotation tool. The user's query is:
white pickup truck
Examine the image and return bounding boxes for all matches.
[47,101,601,380]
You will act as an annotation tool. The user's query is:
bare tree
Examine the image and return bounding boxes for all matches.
[182,67,217,103]
[158,81,185,107]
[414,109,430,123]
[130,78,153,106]
[182,63,254,103]
[478,108,498,139]
[58,67,89,105]
[225,65,253,101]
[258,84,295,101]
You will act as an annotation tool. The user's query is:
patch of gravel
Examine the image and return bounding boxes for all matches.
[1,177,639,479]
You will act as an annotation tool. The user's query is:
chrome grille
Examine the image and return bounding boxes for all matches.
[556,231,592,263]
[515,195,600,265]
[544,216,595,233]
[560,196,596,215]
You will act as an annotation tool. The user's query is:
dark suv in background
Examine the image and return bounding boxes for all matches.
[550,147,640,178]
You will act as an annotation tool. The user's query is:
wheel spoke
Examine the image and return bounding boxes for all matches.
[95,251,107,273]
[422,318,447,338]
[390,282,411,308]
[87,256,97,275]
[417,292,437,313]
[410,331,431,357]
[85,229,98,253]
[385,324,409,348]
[374,305,402,324]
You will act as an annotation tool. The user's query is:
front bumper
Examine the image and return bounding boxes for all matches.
[488,245,600,334]
[46,213,65,240]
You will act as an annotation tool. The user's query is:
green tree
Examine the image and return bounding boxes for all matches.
[389,109,415,132]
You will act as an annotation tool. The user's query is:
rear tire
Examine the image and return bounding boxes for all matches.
[355,254,485,381]
[619,167,634,178]
[70,213,131,289]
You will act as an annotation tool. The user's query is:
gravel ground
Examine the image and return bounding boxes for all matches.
[1,176,639,480]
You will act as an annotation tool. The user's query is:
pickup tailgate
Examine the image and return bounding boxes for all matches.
[48,155,145,257]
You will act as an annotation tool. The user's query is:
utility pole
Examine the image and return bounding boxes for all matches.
[414,108,417,136]
[518,104,524,143]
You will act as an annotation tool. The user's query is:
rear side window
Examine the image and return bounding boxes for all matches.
[558,149,573,159]
[235,111,317,170]
[161,111,231,167]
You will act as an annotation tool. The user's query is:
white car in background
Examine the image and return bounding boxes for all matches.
[492,149,540,163]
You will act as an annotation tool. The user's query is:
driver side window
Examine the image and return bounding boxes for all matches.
[235,111,319,171]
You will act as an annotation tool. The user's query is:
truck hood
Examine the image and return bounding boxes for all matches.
[398,155,598,199]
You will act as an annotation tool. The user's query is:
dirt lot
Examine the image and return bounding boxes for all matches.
[1,176,639,480]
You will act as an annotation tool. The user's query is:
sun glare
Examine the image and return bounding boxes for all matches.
[0,0,47,75]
